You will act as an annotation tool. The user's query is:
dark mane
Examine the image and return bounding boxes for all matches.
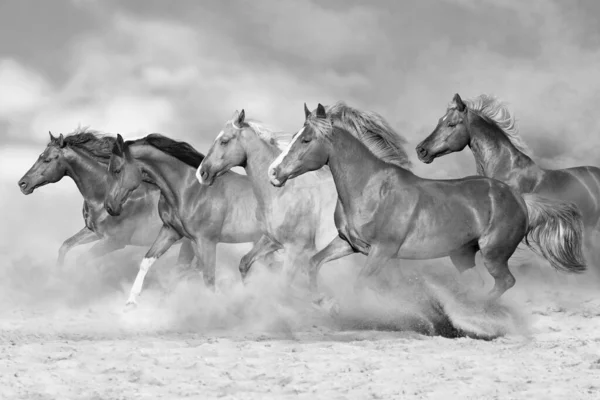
[59,127,116,166]
[126,134,205,168]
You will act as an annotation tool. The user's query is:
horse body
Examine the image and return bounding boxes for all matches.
[267,102,576,301]
[318,129,527,277]
[17,131,194,266]
[416,94,600,265]
[197,111,337,283]
[104,134,271,306]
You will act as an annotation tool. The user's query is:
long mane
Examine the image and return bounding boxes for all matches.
[456,94,531,155]
[309,101,412,169]
[59,126,116,166]
[125,134,205,169]
[234,119,293,150]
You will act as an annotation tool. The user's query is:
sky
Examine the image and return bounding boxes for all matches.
[2,0,600,253]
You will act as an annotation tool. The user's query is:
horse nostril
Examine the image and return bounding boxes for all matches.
[18,181,27,188]
[201,170,208,180]
[417,147,428,157]
[106,205,114,215]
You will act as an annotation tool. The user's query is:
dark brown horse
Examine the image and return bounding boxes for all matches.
[416,93,600,272]
[17,129,194,267]
[104,133,277,307]
[269,102,586,306]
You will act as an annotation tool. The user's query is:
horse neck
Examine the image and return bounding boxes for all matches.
[63,147,109,201]
[327,128,408,208]
[243,135,282,207]
[129,145,195,207]
[467,112,540,181]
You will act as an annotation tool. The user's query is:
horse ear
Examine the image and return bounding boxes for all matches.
[49,131,56,142]
[57,134,65,148]
[114,134,125,156]
[454,93,466,112]
[316,103,327,119]
[304,103,311,119]
[237,109,246,126]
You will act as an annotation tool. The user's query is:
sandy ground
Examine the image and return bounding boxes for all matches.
[1,247,599,400]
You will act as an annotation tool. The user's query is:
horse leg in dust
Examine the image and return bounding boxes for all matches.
[77,238,127,268]
[192,238,217,290]
[354,245,397,294]
[479,243,516,301]
[125,226,182,308]
[308,236,355,311]
[449,245,485,288]
[175,238,195,267]
[57,227,100,267]
[583,228,600,280]
[238,235,281,282]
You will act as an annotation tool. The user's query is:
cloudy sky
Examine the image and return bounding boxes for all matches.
[2,0,600,253]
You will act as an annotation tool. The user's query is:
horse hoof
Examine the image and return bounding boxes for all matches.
[312,294,340,316]
[123,301,138,313]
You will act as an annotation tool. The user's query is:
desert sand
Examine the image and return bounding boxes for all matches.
[1,245,599,400]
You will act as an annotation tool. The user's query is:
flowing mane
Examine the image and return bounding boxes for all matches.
[233,119,293,150]
[309,102,412,169]
[456,94,531,155]
[58,126,116,165]
[239,118,333,178]
[125,134,205,169]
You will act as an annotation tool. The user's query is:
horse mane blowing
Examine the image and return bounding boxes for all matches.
[124,134,205,169]
[456,94,531,156]
[311,101,412,169]
[55,126,116,165]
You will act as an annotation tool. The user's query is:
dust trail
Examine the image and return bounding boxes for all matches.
[0,244,530,342]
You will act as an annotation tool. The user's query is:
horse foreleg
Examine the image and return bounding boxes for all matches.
[239,235,281,282]
[193,238,217,290]
[175,239,195,267]
[75,238,127,268]
[354,245,397,294]
[126,226,181,306]
[308,236,355,293]
[57,227,99,267]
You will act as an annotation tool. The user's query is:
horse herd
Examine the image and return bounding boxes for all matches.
[17,93,600,312]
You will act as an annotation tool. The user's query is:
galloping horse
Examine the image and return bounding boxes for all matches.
[104,133,277,307]
[196,110,337,284]
[17,129,195,267]
[416,93,600,270]
[269,102,586,302]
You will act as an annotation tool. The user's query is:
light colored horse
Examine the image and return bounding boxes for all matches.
[196,110,337,285]
[416,93,600,272]
[17,129,194,267]
[269,102,586,302]
[104,133,278,307]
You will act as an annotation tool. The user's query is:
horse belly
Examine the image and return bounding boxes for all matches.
[395,209,481,260]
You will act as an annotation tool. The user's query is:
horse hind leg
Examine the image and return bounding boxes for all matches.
[449,244,485,288]
[478,240,516,300]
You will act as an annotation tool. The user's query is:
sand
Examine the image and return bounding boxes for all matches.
[0,248,599,400]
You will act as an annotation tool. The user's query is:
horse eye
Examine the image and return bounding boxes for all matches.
[448,122,457,128]
[301,136,312,144]
[220,140,229,146]
[43,158,51,164]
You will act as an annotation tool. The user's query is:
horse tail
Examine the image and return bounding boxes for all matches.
[522,194,586,274]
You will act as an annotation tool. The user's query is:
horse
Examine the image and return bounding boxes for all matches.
[17,129,195,267]
[104,133,278,307]
[268,102,586,302]
[416,93,600,272]
[196,110,337,285]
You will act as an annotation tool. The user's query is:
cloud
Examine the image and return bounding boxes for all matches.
[0,59,51,118]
